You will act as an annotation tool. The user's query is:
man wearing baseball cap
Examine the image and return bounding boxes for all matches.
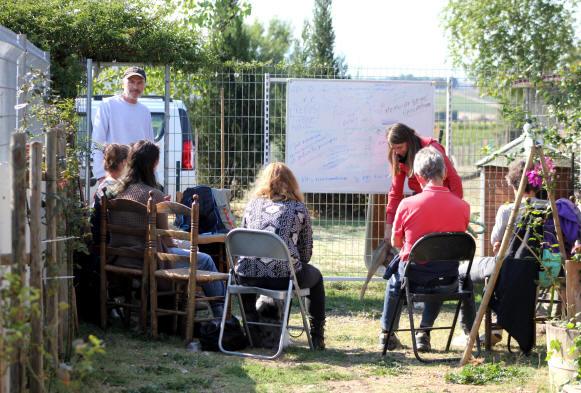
[91,66,154,182]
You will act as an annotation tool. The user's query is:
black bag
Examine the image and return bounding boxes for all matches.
[199,316,248,352]
[174,186,227,234]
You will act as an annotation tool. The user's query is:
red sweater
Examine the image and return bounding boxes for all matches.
[385,136,463,225]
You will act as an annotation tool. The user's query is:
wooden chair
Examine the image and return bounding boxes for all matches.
[147,192,229,343]
[99,194,149,330]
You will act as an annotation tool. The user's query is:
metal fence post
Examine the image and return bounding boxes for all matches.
[164,64,170,192]
[445,76,453,161]
[263,73,270,166]
[85,58,93,203]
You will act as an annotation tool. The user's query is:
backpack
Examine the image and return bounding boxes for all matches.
[198,316,248,352]
[175,186,227,234]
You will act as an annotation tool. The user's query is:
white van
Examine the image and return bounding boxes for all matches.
[76,96,197,199]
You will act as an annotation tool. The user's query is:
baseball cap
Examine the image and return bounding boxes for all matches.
[123,66,146,81]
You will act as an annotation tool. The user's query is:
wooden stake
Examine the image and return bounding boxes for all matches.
[30,142,44,393]
[45,130,59,364]
[536,146,569,317]
[10,132,27,393]
[460,146,537,365]
[537,147,568,262]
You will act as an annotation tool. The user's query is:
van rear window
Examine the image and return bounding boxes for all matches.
[151,113,164,142]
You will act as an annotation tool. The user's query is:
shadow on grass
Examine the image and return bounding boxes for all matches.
[78,322,259,393]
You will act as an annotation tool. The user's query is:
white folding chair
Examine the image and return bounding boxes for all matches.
[218,228,314,359]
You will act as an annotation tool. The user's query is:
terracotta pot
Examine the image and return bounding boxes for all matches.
[546,323,580,393]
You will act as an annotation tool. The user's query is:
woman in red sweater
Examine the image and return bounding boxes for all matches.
[384,123,463,247]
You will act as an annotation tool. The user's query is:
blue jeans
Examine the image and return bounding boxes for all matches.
[167,247,225,317]
[381,272,460,333]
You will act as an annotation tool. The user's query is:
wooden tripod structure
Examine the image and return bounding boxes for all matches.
[460,145,568,365]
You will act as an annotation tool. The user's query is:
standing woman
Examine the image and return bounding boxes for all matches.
[237,162,326,350]
[384,123,463,247]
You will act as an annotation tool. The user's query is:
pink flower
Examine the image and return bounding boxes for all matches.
[525,156,554,188]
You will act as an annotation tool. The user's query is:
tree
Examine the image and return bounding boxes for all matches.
[312,0,337,70]
[441,0,577,98]
[0,0,203,98]
[290,0,347,77]
[246,18,294,63]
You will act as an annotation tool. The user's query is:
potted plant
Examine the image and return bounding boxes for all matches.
[546,311,581,392]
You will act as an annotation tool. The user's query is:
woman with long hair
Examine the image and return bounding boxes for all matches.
[110,139,225,317]
[384,123,463,247]
[237,162,326,350]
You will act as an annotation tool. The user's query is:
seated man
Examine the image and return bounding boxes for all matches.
[380,146,471,352]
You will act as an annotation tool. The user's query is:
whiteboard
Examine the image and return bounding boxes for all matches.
[285,79,434,193]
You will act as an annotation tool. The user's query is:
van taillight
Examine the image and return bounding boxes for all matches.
[182,141,193,170]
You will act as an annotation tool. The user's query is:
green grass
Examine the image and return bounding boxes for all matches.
[76,281,551,393]
[446,362,528,385]
[311,218,367,276]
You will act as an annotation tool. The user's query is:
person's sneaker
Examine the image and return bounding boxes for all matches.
[379,332,402,350]
[478,330,502,346]
[415,332,431,352]
[452,331,470,347]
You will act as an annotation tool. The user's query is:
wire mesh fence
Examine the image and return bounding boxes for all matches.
[80,63,579,278]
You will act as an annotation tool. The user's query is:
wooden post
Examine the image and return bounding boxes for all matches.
[30,142,45,393]
[538,147,568,261]
[147,194,157,336]
[56,127,73,361]
[45,129,59,364]
[10,132,27,393]
[460,146,537,365]
[537,146,569,317]
[566,260,581,318]
[220,88,225,189]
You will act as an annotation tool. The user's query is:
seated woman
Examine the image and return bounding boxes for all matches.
[94,143,129,205]
[454,159,548,347]
[90,143,130,243]
[236,162,326,350]
[455,159,581,348]
[108,139,225,317]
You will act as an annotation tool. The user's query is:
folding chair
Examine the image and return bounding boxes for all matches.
[218,228,314,359]
[147,193,229,343]
[99,194,149,331]
[382,232,481,362]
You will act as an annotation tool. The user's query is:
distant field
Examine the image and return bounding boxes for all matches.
[435,88,500,115]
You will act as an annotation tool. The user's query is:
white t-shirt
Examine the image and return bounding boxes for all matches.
[91,95,154,179]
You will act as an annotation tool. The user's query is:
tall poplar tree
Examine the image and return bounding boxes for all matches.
[291,0,347,77]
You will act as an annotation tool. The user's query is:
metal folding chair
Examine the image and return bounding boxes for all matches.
[382,232,481,362]
[218,228,314,359]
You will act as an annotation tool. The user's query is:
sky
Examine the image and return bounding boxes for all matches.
[247,0,581,78]
[246,0,453,76]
